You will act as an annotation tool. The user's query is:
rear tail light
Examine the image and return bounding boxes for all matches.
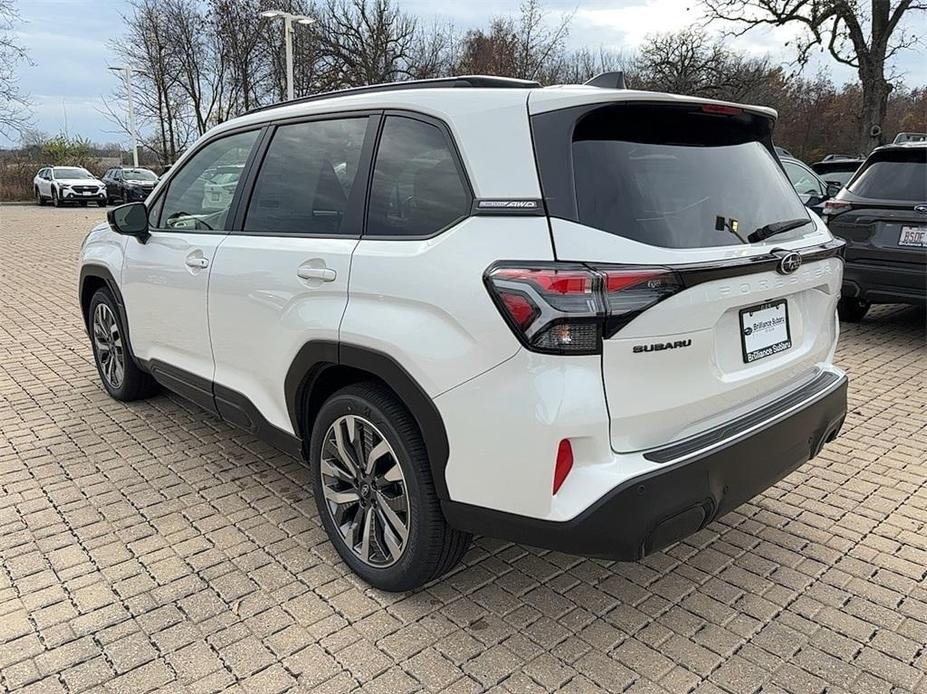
[822,199,851,219]
[485,263,682,354]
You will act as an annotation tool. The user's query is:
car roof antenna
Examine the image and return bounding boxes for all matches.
[584,71,627,89]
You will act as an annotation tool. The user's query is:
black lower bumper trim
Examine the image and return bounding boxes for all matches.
[443,375,848,560]
[843,259,926,305]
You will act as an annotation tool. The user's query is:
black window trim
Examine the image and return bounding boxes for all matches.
[361,109,475,242]
[145,123,268,234]
[230,109,381,239]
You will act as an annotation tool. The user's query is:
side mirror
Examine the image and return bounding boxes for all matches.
[107,202,149,242]
[826,182,842,198]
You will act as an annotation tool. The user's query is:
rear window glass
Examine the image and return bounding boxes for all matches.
[544,104,811,248]
[848,149,927,201]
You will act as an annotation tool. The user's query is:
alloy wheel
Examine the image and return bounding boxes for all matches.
[92,303,125,389]
[319,415,409,567]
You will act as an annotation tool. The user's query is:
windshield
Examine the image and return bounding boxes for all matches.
[848,150,927,201]
[53,167,93,179]
[123,168,157,181]
[568,106,810,248]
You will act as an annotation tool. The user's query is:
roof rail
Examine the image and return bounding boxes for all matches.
[244,75,541,116]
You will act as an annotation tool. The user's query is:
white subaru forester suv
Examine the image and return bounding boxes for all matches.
[79,75,848,591]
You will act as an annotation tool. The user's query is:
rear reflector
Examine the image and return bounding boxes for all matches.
[553,439,573,494]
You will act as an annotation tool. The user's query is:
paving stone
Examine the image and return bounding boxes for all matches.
[0,207,925,694]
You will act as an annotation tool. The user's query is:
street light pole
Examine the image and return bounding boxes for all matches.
[109,66,140,167]
[260,10,315,102]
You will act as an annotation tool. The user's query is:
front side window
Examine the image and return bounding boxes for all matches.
[159,130,259,231]
[366,116,470,237]
[783,161,824,197]
[244,118,367,235]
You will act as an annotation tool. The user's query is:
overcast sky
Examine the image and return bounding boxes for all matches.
[6,0,927,148]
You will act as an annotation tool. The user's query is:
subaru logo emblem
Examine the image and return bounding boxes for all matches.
[777,252,802,275]
[915,204,927,215]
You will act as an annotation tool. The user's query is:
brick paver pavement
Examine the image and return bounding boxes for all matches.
[1,204,925,694]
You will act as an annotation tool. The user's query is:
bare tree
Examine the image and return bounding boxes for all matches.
[0,0,31,139]
[315,0,419,86]
[699,0,926,152]
[635,29,775,103]
[456,0,572,81]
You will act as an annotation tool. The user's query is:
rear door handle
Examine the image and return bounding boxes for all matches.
[297,266,337,282]
[185,256,209,269]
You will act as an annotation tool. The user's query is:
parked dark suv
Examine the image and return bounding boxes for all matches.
[823,143,927,321]
[102,167,159,204]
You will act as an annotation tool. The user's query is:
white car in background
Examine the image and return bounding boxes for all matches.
[34,166,107,207]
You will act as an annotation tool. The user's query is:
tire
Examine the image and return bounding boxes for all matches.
[88,288,160,401]
[309,382,470,591]
[35,187,45,206]
[52,189,61,207]
[79,201,88,207]
[98,200,107,207]
[838,296,870,322]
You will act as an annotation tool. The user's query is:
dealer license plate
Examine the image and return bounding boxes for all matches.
[739,299,792,363]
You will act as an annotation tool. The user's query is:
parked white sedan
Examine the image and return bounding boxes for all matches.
[34,166,107,207]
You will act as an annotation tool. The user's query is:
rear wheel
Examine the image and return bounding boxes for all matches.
[309,383,470,591]
[88,288,159,401]
[838,297,870,322]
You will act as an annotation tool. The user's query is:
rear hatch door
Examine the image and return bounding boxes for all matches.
[530,92,844,452]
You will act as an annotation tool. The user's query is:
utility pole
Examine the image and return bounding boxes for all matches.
[260,10,315,102]
[109,66,140,167]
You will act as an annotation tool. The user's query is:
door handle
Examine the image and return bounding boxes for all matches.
[185,256,209,269]
[297,266,336,282]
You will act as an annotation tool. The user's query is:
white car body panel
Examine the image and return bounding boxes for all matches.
[120,230,225,382]
[208,234,359,434]
[340,216,553,398]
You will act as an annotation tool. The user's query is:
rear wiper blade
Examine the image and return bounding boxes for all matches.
[748,218,812,243]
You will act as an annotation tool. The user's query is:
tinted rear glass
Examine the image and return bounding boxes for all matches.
[848,149,927,201]
[567,105,809,248]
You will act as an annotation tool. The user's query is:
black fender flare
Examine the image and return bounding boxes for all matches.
[284,341,451,499]
[79,264,143,370]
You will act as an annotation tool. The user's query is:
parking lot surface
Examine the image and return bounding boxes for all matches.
[0,204,925,694]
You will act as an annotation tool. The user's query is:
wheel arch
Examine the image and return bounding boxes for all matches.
[285,341,451,499]
[79,264,143,369]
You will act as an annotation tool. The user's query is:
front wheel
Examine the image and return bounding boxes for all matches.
[52,189,61,207]
[309,383,470,591]
[35,187,45,206]
[838,297,870,322]
[88,288,160,401]
[97,200,107,207]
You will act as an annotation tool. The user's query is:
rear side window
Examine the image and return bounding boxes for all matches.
[366,116,470,237]
[534,104,812,248]
[848,148,927,201]
[244,117,368,235]
[159,130,259,231]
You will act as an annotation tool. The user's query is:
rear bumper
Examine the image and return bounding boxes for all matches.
[443,373,848,560]
[842,258,926,305]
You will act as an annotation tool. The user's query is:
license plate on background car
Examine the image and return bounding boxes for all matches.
[740,299,791,363]
[898,226,927,247]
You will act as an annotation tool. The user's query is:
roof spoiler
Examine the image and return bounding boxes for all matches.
[584,71,627,90]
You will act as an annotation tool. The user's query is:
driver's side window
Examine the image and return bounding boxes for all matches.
[158,130,259,231]
[784,162,823,197]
